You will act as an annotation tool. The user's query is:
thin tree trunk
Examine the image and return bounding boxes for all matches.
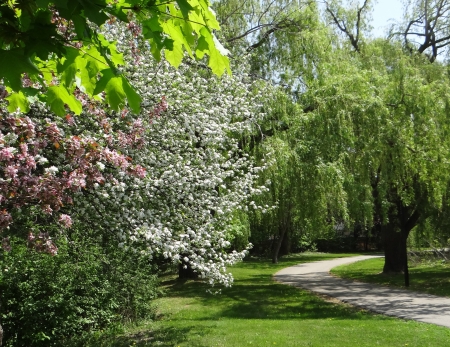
[404,230,410,287]
[272,226,286,264]
[272,201,292,264]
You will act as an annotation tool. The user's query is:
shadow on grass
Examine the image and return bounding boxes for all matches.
[359,269,450,293]
[160,254,383,323]
[72,326,196,347]
[168,280,375,321]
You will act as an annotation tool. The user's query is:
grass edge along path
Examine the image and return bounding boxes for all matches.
[330,257,450,298]
[80,253,450,347]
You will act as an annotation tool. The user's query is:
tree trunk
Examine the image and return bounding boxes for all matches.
[178,256,198,279]
[382,202,420,287]
[280,229,291,256]
[403,228,410,287]
[272,203,292,264]
[0,322,3,346]
[272,226,286,264]
[382,224,405,273]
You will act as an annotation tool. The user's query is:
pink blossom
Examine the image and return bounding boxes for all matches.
[58,214,73,228]
[19,143,28,155]
[21,117,36,138]
[4,165,19,179]
[41,204,53,214]
[150,96,168,118]
[0,210,12,229]
[25,155,36,170]
[1,237,11,252]
[28,232,58,255]
[130,165,147,178]
[45,122,61,142]
[65,115,75,126]
[28,232,35,242]
[0,147,15,160]
[0,106,154,252]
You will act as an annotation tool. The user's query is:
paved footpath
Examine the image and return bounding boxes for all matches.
[274,255,450,328]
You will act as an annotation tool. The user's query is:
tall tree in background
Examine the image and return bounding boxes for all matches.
[393,0,450,61]
[312,0,450,285]
[213,0,320,88]
[217,0,450,286]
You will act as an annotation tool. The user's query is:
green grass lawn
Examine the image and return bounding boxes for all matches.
[330,256,450,297]
[82,253,450,347]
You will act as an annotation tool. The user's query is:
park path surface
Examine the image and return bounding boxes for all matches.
[274,255,450,328]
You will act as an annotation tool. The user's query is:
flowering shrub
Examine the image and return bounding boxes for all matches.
[0,21,271,287]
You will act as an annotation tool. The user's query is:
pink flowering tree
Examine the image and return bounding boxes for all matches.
[0,95,166,255]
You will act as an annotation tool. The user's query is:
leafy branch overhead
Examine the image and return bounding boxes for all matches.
[0,0,231,115]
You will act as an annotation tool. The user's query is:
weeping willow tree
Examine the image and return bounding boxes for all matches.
[301,39,450,282]
[217,0,450,283]
[246,85,352,263]
[320,0,450,284]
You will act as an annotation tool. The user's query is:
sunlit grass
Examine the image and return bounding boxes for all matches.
[80,253,450,346]
[331,256,450,297]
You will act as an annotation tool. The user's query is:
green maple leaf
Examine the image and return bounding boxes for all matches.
[46,85,82,116]
[0,49,40,91]
[162,19,194,60]
[198,0,220,30]
[6,91,30,113]
[57,47,83,88]
[165,40,184,67]
[196,27,230,76]
[97,34,125,66]
[176,0,194,17]
[94,69,141,113]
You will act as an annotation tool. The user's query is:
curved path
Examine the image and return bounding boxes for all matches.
[274,255,450,328]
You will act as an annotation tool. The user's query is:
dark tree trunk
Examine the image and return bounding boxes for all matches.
[372,168,420,286]
[404,230,410,287]
[178,256,199,279]
[272,202,292,264]
[382,225,410,286]
[382,224,406,273]
[382,198,420,287]
[280,229,291,256]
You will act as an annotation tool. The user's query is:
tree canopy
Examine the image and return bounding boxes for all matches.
[0,0,231,115]
[218,0,450,276]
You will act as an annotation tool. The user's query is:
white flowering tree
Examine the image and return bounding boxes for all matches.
[69,24,271,286]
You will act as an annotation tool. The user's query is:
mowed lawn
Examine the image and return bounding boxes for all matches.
[87,253,450,347]
[331,256,450,297]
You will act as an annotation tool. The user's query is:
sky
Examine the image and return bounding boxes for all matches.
[371,0,404,37]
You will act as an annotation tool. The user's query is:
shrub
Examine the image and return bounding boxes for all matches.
[0,233,159,347]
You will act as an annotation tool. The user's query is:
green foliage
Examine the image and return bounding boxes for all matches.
[296,234,317,252]
[0,0,230,115]
[0,233,159,347]
[225,210,251,251]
